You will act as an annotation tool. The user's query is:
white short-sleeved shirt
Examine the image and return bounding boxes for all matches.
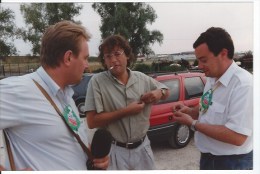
[195,62,253,155]
[0,67,89,170]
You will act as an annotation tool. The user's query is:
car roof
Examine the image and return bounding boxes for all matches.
[148,71,205,81]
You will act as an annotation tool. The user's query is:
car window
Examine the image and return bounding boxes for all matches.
[184,76,204,99]
[157,79,180,104]
[72,74,92,98]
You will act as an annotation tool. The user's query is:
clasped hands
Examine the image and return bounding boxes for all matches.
[140,89,162,104]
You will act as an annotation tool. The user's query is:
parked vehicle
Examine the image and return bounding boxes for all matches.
[72,71,206,148]
[148,72,206,148]
[72,73,94,118]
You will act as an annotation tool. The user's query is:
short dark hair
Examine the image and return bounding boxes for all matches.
[98,35,135,69]
[40,20,91,68]
[193,27,234,59]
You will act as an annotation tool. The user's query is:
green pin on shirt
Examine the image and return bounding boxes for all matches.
[199,83,220,115]
[63,105,81,132]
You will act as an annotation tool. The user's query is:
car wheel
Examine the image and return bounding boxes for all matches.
[168,123,192,148]
[75,98,86,118]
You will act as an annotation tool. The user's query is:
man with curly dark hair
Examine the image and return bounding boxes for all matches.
[85,35,169,170]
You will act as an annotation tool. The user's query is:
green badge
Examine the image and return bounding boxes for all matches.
[199,89,213,115]
[63,105,81,132]
[199,83,220,115]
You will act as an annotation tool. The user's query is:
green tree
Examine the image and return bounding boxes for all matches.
[240,50,253,70]
[92,2,163,59]
[19,3,83,55]
[133,63,151,73]
[242,50,253,58]
[0,7,19,56]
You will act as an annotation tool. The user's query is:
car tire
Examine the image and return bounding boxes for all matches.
[168,123,192,148]
[75,98,86,118]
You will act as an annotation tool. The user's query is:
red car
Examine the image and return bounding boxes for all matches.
[147,72,206,148]
[72,71,206,149]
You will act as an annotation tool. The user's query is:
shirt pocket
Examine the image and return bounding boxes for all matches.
[207,101,226,125]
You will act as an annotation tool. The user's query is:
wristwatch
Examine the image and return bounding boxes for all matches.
[161,88,167,97]
[190,120,198,131]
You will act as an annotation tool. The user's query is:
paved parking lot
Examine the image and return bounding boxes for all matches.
[0,130,200,170]
[151,138,200,170]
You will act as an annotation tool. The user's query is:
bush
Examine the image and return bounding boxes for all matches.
[92,68,105,73]
[161,65,187,72]
[133,63,151,73]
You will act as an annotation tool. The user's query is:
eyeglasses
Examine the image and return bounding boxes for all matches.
[103,50,124,60]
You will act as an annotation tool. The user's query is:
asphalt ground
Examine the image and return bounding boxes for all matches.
[151,138,200,170]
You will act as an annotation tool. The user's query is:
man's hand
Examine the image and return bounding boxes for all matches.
[0,165,5,171]
[140,89,162,104]
[172,103,190,114]
[93,155,109,170]
[173,110,194,126]
[126,101,145,114]
[172,103,197,126]
[172,103,199,119]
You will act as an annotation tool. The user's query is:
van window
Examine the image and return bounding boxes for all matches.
[184,77,204,99]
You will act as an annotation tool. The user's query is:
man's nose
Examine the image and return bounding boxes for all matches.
[109,54,118,61]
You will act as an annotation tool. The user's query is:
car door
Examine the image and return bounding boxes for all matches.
[150,76,181,127]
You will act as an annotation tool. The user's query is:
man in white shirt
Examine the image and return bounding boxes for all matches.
[0,21,109,170]
[172,27,253,170]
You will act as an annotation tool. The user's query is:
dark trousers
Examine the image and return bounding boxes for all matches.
[200,151,253,170]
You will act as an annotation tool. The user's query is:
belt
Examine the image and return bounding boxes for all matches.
[201,151,252,159]
[112,136,146,149]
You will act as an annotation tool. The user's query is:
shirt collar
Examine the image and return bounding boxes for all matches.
[107,68,134,86]
[36,66,74,99]
[209,61,237,87]
[217,61,237,87]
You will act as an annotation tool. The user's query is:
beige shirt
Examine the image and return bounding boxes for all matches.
[85,70,167,143]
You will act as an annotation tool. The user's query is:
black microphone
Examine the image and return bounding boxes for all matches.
[87,129,112,170]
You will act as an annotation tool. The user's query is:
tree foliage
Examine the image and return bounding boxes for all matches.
[242,50,253,58]
[92,2,163,59]
[0,7,18,56]
[19,3,83,55]
[240,50,253,70]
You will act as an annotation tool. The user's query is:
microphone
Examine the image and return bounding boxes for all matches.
[87,129,112,170]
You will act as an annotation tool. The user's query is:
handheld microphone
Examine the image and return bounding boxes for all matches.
[87,129,112,170]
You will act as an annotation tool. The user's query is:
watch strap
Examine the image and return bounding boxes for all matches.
[190,120,198,131]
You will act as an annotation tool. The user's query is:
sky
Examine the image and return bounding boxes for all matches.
[0,1,255,57]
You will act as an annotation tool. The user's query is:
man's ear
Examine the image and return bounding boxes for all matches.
[220,48,228,57]
[64,50,72,65]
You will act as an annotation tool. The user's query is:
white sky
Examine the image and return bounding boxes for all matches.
[0,1,255,56]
